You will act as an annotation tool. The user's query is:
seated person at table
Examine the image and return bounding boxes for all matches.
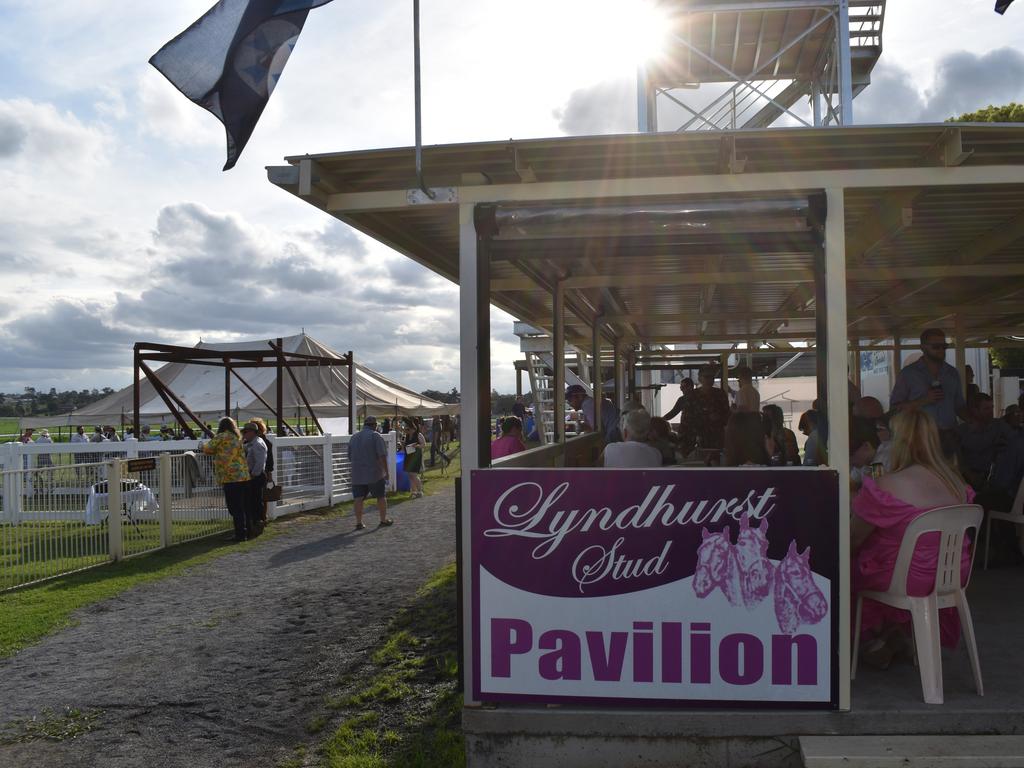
[491,416,526,460]
[851,409,974,668]
[957,392,1014,492]
[724,412,769,467]
[647,416,678,466]
[602,408,662,468]
[798,409,821,466]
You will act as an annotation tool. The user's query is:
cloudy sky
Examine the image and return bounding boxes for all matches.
[0,0,1022,396]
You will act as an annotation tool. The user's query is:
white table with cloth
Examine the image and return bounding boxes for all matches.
[85,482,159,526]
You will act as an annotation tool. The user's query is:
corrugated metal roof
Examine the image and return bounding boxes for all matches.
[271,124,1024,347]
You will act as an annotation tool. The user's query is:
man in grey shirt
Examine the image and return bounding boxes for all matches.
[347,416,392,529]
[566,384,622,443]
[891,329,967,450]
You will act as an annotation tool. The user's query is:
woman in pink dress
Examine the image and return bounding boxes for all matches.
[851,409,974,667]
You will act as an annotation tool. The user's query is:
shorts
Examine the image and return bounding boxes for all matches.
[352,478,387,500]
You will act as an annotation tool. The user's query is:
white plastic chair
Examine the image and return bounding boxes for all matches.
[852,504,984,705]
[983,475,1024,570]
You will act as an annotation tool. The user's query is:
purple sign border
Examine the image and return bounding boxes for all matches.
[470,467,841,710]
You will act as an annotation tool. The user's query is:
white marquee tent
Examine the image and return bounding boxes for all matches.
[23,334,455,428]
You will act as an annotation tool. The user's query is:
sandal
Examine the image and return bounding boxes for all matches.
[355,522,366,530]
[378,519,394,527]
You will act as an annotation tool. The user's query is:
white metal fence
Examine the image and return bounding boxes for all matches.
[0,432,396,591]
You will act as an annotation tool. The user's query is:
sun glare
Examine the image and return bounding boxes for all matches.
[569,0,672,80]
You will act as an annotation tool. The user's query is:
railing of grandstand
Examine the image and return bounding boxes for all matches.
[0,432,392,591]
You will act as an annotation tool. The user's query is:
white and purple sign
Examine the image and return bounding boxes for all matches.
[471,468,839,708]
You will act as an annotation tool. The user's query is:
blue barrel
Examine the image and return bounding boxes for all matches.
[395,451,411,492]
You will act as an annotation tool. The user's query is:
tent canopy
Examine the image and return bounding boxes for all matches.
[24,334,455,428]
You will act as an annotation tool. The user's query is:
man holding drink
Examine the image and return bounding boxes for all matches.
[891,328,968,455]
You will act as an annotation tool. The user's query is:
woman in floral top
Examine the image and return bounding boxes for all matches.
[201,417,251,542]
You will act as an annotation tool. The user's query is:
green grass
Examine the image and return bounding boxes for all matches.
[316,562,463,768]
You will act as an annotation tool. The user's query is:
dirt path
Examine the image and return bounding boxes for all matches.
[0,486,457,768]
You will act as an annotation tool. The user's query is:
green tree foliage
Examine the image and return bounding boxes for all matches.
[990,348,1024,371]
[948,103,1024,123]
[0,388,114,417]
[419,387,460,404]
[949,103,1024,369]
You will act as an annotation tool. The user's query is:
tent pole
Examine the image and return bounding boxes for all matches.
[348,351,355,434]
[272,341,324,436]
[228,368,299,435]
[133,345,141,439]
[138,361,191,435]
[224,358,231,416]
[276,338,284,437]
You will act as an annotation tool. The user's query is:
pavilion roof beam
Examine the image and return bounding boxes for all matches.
[845,188,918,266]
[856,208,1024,311]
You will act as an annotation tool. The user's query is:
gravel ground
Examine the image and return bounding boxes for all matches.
[0,485,457,768]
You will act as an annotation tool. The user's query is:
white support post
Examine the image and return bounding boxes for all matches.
[592,319,602,436]
[322,434,333,506]
[837,0,853,125]
[457,202,480,707]
[890,334,903,396]
[159,453,172,549]
[108,459,123,561]
[955,314,967,394]
[824,186,851,711]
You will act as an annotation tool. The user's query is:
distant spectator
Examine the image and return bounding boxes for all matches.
[724,412,770,467]
[251,417,275,527]
[512,396,527,422]
[491,416,526,461]
[124,428,138,441]
[104,426,121,442]
[18,428,34,444]
[71,425,88,459]
[733,366,760,414]
[35,429,53,468]
[402,417,426,498]
[141,426,160,442]
[89,426,106,443]
[603,408,662,468]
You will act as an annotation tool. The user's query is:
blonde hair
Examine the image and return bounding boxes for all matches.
[251,417,268,436]
[889,409,966,500]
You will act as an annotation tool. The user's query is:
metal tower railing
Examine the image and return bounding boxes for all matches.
[638,0,885,131]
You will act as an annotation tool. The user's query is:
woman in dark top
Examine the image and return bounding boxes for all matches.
[690,367,732,466]
[724,412,770,467]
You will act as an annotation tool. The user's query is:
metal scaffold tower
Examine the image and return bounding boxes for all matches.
[638,0,885,131]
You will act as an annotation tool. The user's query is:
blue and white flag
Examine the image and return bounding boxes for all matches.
[150,0,335,170]
[995,0,1015,13]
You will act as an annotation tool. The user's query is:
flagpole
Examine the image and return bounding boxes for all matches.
[413,0,434,199]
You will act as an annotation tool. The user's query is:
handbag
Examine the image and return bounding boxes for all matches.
[265,480,283,502]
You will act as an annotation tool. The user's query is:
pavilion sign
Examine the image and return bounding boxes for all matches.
[470,468,839,708]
